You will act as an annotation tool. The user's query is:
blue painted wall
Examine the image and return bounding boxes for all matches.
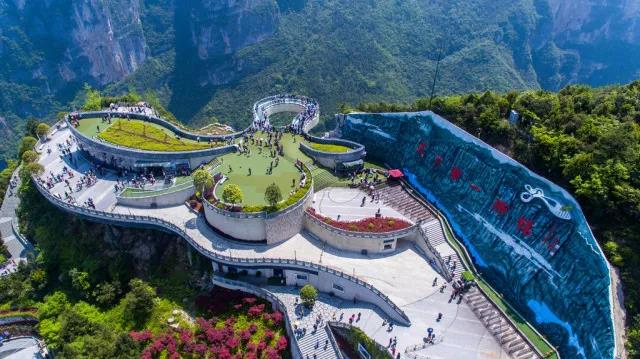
[340,111,615,359]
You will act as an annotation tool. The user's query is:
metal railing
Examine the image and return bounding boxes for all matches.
[31,176,410,326]
[417,225,452,281]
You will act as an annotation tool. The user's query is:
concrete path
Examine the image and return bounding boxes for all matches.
[312,187,409,222]
[0,167,33,275]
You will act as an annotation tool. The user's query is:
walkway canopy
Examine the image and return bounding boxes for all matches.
[388,169,404,179]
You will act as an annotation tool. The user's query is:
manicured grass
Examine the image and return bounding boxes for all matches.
[120,176,194,198]
[75,117,106,137]
[306,141,352,153]
[215,132,307,206]
[96,119,216,152]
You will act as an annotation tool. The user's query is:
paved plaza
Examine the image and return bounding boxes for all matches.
[312,187,409,222]
[37,124,512,358]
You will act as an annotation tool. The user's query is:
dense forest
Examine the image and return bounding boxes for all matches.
[344,81,640,356]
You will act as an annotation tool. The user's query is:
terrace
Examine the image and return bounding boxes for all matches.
[75,117,221,152]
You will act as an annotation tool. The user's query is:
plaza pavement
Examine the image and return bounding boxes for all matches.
[312,187,409,222]
[37,125,511,358]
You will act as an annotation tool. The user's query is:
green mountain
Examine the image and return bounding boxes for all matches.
[1,0,639,159]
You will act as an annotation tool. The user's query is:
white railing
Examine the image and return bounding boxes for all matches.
[31,176,410,326]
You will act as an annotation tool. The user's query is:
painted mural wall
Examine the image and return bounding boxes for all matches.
[339,111,615,359]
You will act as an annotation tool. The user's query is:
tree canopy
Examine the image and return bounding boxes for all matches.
[222,183,243,204]
[264,182,283,207]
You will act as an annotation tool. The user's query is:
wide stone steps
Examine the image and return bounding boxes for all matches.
[464,287,540,359]
[377,184,433,223]
[296,324,339,359]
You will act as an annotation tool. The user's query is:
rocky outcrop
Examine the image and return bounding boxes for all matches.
[0,0,146,95]
[177,0,279,86]
[532,0,640,89]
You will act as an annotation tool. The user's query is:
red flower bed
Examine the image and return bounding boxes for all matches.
[132,287,288,358]
[307,208,412,233]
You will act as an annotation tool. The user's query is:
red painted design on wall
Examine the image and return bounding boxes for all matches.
[470,183,481,192]
[450,167,462,181]
[434,155,443,167]
[517,216,533,237]
[416,142,427,157]
[492,199,509,215]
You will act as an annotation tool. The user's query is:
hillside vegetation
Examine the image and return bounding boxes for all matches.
[346,81,640,356]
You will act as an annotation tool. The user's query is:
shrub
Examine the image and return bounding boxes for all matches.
[192,168,213,192]
[21,150,39,163]
[18,136,38,157]
[264,182,283,207]
[222,183,243,204]
[36,123,51,139]
[299,284,318,308]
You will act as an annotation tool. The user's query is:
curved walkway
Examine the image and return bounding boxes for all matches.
[0,167,33,276]
[33,100,512,359]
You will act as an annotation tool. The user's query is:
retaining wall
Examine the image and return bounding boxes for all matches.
[68,112,237,170]
[338,110,615,359]
[116,184,195,208]
[303,213,417,254]
[203,185,314,244]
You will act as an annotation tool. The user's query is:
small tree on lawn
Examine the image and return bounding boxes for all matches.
[264,182,282,208]
[222,183,243,205]
[192,168,213,194]
[299,284,318,308]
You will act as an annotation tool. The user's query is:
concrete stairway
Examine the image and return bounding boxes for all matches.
[464,287,539,359]
[295,325,340,359]
[378,183,542,359]
[377,184,434,222]
[421,219,464,281]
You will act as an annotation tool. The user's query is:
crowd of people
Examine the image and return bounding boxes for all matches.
[252,94,318,134]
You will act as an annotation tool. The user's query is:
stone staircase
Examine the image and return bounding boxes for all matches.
[420,220,463,281]
[464,287,539,359]
[377,184,434,222]
[296,325,340,359]
[377,183,542,359]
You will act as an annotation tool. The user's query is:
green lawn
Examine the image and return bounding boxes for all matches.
[216,132,304,206]
[97,119,216,152]
[120,176,194,198]
[75,117,107,137]
[306,141,352,153]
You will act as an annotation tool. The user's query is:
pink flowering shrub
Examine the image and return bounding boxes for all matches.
[134,286,289,358]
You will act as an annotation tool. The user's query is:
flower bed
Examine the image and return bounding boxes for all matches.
[131,287,289,359]
[307,208,412,233]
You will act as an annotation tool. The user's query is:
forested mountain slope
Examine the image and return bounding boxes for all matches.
[1,0,639,160]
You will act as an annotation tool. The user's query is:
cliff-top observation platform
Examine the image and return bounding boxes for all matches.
[31,96,550,359]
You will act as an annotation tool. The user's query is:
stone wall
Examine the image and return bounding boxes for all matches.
[303,213,418,254]
[203,185,314,243]
[116,184,195,208]
[338,111,615,359]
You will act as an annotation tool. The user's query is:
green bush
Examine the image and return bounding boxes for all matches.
[299,284,318,308]
[222,183,243,204]
[21,150,39,163]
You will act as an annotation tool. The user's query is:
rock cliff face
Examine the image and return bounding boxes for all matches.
[532,0,640,89]
[0,0,146,98]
